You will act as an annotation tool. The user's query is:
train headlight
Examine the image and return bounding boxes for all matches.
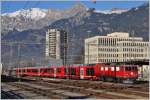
[130,72,133,75]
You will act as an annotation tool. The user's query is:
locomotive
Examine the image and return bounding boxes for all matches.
[15,63,138,83]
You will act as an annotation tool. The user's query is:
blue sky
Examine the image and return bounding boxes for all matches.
[1,1,148,13]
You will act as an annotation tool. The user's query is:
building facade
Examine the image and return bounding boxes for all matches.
[85,32,149,64]
[45,29,68,65]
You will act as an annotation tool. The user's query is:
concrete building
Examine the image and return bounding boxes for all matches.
[45,29,68,65]
[85,32,149,64]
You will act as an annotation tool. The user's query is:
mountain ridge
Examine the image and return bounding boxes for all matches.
[1,3,87,33]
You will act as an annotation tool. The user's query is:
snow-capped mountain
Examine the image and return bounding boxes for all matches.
[1,3,86,33]
[2,8,48,20]
[94,8,129,14]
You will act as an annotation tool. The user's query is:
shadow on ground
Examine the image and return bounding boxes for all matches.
[1,75,35,82]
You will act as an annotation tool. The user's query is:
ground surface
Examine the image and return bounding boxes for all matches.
[1,75,149,99]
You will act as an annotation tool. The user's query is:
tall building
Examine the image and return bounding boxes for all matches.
[85,32,149,64]
[45,29,68,65]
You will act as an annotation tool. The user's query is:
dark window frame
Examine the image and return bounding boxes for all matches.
[86,68,94,76]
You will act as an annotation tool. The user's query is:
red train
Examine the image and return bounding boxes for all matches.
[15,63,138,83]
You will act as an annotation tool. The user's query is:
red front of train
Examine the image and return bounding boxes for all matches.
[95,64,138,82]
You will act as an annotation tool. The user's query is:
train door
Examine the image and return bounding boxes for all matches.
[54,68,56,77]
[80,68,84,79]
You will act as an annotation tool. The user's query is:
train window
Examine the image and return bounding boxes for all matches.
[86,68,94,76]
[71,68,76,75]
[125,67,131,71]
[57,68,61,73]
[111,67,114,71]
[132,67,137,71]
[116,67,120,71]
[105,67,108,71]
[43,69,48,73]
[32,69,38,73]
[27,69,30,72]
[50,69,54,73]
[43,69,50,73]
[87,64,95,66]
[23,69,26,72]
[65,68,70,75]
[65,68,67,75]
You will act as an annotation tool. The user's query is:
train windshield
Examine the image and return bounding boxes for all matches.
[125,66,137,71]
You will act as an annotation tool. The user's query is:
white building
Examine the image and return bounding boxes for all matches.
[45,29,68,65]
[85,32,149,64]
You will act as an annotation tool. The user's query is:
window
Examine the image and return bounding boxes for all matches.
[43,69,53,73]
[132,67,137,71]
[50,69,54,73]
[116,67,120,71]
[87,64,95,66]
[43,69,48,73]
[86,68,94,76]
[23,69,26,72]
[65,68,69,75]
[105,67,108,71]
[111,67,114,71]
[125,67,131,71]
[27,69,30,72]
[57,68,61,73]
[70,68,76,75]
[32,69,38,73]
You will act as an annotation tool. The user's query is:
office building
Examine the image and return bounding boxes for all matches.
[85,32,149,64]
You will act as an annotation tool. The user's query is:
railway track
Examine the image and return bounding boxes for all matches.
[41,78,149,98]
[7,81,132,99]
[2,76,149,99]
[1,90,24,99]
[36,82,132,99]
[6,82,94,99]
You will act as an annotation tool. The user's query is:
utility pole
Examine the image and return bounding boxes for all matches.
[63,30,69,79]
[131,30,135,64]
[9,43,13,76]
[87,31,91,64]
[17,44,21,81]
[88,43,90,64]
